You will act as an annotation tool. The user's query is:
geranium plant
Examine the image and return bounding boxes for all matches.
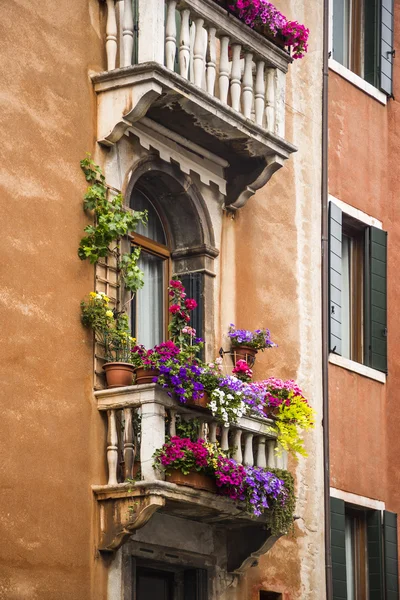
[228,324,276,351]
[232,359,253,382]
[130,341,180,370]
[153,436,212,475]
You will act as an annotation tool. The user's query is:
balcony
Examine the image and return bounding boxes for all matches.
[92,0,296,208]
[92,383,288,572]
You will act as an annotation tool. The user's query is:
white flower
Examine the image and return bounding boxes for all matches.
[226,394,233,400]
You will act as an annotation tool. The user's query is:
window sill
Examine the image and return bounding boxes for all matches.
[329,353,386,384]
[328,58,387,106]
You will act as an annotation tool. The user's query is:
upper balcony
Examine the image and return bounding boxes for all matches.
[92,0,297,208]
[92,382,288,573]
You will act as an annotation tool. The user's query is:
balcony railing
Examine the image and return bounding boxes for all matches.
[92,383,287,553]
[93,0,296,208]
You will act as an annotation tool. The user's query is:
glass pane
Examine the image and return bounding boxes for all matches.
[341,235,351,359]
[133,251,164,348]
[345,515,355,600]
[130,188,166,245]
[333,0,350,68]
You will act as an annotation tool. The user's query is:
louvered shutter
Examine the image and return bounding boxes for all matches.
[331,497,348,600]
[380,0,395,96]
[329,203,343,355]
[184,569,208,600]
[368,227,388,373]
[384,511,399,599]
[367,510,384,599]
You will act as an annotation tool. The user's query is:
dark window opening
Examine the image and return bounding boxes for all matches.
[259,592,282,600]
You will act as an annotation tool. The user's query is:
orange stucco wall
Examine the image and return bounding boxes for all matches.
[328,6,400,516]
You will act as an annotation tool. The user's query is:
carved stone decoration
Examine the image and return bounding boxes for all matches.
[226,525,282,574]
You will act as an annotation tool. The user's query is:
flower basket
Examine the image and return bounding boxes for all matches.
[185,392,210,410]
[134,367,160,385]
[103,362,135,388]
[166,469,216,493]
[231,345,258,367]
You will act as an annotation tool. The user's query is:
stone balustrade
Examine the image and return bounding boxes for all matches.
[95,383,287,487]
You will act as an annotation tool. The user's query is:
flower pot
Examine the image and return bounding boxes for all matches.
[231,345,258,367]
[253,26,287,50]
[134,367,160,385]
[103,362,135,388]
[263,405,280,420]
[186,392,210,410]
[166,469,216,493]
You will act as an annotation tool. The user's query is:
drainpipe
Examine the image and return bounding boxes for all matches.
[321,0,333,597]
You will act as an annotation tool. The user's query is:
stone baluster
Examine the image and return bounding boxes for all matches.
[206,27,217,96]
[169,408,177,437]
[256,436,267,468]
[122,0,134,66]
[193,18,205,88]
[198,417,208,440]
[230,44,242,112]
[189,22,196,83]
[243,433,254,466]
[123,407,135,480]
[232,429,243,464]
[165,0,177,71]
[219,36,230,104]
[221,426,230,452]
[140,401,166,481]
[266,439,277,468]
[275,69,286,137]
[105,0,118,71]
[179,9,191,79]
[265,67,276,133]
[254,60,265,126]
[242,52,253,119]
[209,421,218,443]
[107,409,119,485]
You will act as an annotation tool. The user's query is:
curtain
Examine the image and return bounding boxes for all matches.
[135,251,164,348]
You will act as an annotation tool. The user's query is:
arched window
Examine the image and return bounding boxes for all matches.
[130,186,170,348]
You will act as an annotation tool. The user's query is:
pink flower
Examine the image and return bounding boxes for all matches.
[169,304,181,314]
[185,298,197,310]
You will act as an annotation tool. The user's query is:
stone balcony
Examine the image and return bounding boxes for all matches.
[92,383,287,572]
[92,0,296,209]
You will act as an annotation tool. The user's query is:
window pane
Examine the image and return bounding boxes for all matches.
[341,235,351,359]
[131,188,166,245]
[133,251,165,348]
[333,0,350,67]
[345,515,356,600]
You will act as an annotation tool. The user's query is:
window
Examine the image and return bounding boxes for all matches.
[330,497,399,600]
[331,0,394,95]
[130,187,170,348]
[131,561,208,600]
[329,202,388,373]
[259,592,282,600]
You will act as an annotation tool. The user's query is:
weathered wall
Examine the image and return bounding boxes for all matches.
[0,1,107,598]
[328,0,400,539]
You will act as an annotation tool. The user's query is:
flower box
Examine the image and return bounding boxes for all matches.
[134,367,160,385]
[166,469,217,493]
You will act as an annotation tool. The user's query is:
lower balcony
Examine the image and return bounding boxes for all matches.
[92,383,289,573]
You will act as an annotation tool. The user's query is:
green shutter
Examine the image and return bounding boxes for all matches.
[329,202,343,355]
[364,0,380,87]
[367,510,384,599]
[184,569,208,600]
[331,497,348,600]
[379,0,395,96]
[384,511,399,599]
[368,227,388,373]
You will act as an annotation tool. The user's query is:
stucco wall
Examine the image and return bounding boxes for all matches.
[0,1,107,598]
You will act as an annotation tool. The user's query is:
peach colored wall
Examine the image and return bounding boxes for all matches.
[0,1,107,599]
[328,6,400,516]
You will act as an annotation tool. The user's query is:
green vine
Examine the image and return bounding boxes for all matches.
[78,154,148,295]
[265,468,296,536]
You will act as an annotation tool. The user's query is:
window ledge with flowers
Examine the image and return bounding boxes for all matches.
[92,0,308,208]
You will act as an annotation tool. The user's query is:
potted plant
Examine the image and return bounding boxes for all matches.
[228,324,276,366]
[232,359,253,382]
[81,292,136,387]
[130,341,180,384]
[208,375,247,426]
[153,436,216,493]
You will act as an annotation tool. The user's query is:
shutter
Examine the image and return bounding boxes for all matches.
[379,0,395,96]
[384,511,399,599]
[179,273,204,340]
[364,0,380,87]
[331,497,348,600]
[329,202,343,355]
[369,227,388,373]
[367,510,384,599]
[184,569,208,600]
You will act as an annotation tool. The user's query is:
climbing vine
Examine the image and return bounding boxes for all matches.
[78,155,147,295]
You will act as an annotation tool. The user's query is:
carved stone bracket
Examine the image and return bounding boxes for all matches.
[226,525,283,574]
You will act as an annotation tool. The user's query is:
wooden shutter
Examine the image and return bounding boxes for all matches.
[368,227,388,373]
[384,511,399,599]
[329,203,343,355]
[184,569,208,600]
[331,497,348,600]
[367,510,384,599]
[380,0,395,96]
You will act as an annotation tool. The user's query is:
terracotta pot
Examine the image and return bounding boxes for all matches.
[231,345,258,367]
[166,469,216,493]
[103,362,135,388]
[263,405,280,420]
[186,391,210,410]
[134,367,160,385]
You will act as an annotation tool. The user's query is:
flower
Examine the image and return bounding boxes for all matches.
[106,310,114,318]
[228,324,276,351]
[232,360,253,381]
[169,304,181,314]
[184,298,198,310]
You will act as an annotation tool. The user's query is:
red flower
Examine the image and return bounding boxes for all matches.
[185,298,197,310]
[169,304,181,314]
[170,280,184,290]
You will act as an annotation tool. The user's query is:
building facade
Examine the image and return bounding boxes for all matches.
[1,1,325,599]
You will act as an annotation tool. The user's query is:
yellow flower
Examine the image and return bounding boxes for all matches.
[89,292,97,298]
[130,337,136,343]
[106,310,113,318]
